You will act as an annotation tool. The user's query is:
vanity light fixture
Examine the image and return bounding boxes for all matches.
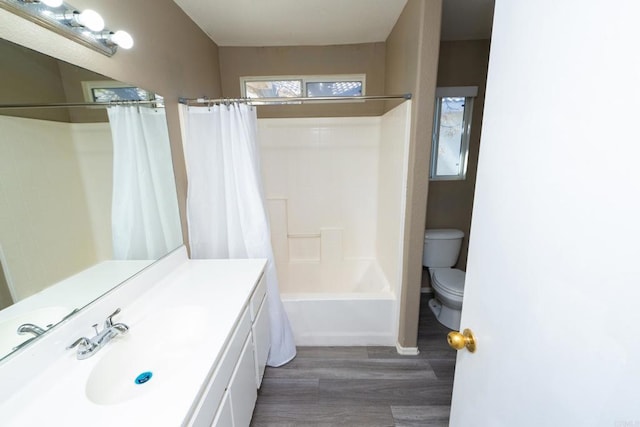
[101,29,134,50]
[60,9,105,32]
[38,0,63,7]
[16,0,62,6]
[0,0,133,56]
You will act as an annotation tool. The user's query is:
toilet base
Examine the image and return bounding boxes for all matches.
[428,298,461,330]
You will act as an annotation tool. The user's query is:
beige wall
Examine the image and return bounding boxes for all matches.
[219,43,386,117]
[0,0,222,249]
[385,0,442,348]
[57,61,111,123]
[0,40,70,122]
[0,38,130,124]
[426,40,491,270]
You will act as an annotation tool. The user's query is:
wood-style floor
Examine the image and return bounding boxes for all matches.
[250,293,456,426]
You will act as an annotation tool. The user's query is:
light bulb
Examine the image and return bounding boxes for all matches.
[40,0,63,7]
[111,30,133,49]
[77,9,104,31]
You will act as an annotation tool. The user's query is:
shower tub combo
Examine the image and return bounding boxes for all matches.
[259,103,411,347]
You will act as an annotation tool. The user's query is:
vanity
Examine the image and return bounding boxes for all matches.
[0,248,271,426]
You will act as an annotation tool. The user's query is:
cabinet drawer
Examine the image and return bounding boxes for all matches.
[250,274,266,322]
[188,308,251,427]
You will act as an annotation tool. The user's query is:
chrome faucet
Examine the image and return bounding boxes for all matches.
[17,323,47,336]
[67,308,129,360]
[12,323,50,351]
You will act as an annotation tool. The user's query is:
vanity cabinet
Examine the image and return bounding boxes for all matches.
[0,255,271,426]
[188,273,270,427]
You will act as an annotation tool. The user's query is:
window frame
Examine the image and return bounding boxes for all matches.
[430,86,478,181]
[240,74,366,99]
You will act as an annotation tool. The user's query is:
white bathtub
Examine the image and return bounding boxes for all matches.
[280,260,398,346]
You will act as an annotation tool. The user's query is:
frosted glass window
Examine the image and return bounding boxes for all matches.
[83,81,162,104]
[430,95,474,180]
[306,81,363,97]
[91,87,152,102]
[244,80,302,98]
[241,75,365,100]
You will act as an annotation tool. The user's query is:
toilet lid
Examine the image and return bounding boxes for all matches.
[432,269,465,295]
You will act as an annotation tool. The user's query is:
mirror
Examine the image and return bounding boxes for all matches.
[0,38,183,361]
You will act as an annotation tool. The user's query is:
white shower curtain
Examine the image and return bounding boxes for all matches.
[108,105,182,260]
[181,103,296,367]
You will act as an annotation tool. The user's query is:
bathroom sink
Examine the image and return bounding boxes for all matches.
[85,306,207,405]
[0,306,71,355]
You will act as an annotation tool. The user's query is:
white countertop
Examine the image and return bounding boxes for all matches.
[0,258,266,426]
[0,260,153,357]
[0,260,154,323]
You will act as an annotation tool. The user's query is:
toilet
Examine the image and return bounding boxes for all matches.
[423,229,465,330]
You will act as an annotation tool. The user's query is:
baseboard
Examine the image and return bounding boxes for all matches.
[420,286,433,294]
[395,342,420,356]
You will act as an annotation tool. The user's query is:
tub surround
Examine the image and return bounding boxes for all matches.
[0,116,114,301]
[0,248,269,426]
[260,102,411,347]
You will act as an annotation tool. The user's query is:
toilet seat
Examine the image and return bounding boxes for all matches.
[432,268,465,297]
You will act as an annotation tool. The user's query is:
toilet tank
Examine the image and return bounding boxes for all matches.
[423,229,465,268]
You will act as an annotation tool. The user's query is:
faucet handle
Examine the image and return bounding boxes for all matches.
[67,337,91,350]
[104,308,122,328]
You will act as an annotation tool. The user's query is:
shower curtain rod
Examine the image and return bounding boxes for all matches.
[179,93,412,106]
[0,94,411,110]
[0,100,164,110]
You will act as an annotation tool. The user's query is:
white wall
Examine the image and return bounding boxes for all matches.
[0,116,112,301]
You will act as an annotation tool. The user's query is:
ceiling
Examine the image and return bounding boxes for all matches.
[172,0,494,47]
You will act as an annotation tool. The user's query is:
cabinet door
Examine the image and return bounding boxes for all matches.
[252,295,270,388]
[211,392,232,427]
[228,335,258,427]
[187,309,251,427]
